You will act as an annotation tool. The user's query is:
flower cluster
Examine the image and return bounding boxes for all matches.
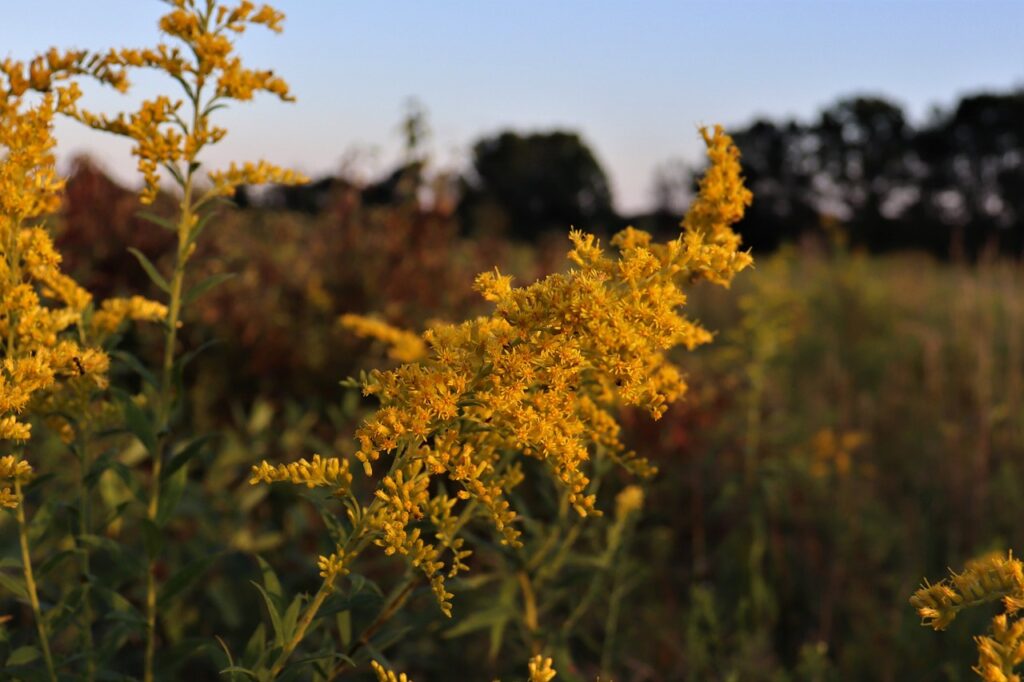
[1,61,165,506]
[255,127,753,615]
[976,613,1024,682]
[340,314,429,363]
[528,655,557,682]
[911,552,1024,631]
[912,552,1024,680]
[64,0,305,203]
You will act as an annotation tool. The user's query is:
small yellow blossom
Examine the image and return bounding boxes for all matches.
[340,314,429,363]
[370,660,413,682]
[0,455,32,509]
[91,296,169,335]
[249,454,352,493]
[316,551,349,582]
[911,552,1024,631]
[528,654,557,682]
[615,485,645,519]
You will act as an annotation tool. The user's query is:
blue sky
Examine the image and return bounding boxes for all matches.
[4,1,1022,212]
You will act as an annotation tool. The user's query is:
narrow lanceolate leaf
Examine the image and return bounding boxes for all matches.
[110,350,159,389]
[251,581,286,647]
[155,463,189,527]
[115,389,158,455]
[183,207,223,251]
[163,434,216,481]
[127,247,171,293]
[0,572,28,599]
[6,646,40,666]
[158,554,218,608]
[136,210,179,233]
[183,272,236,307]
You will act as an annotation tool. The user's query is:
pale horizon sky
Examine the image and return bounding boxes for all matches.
[4,1,1023,213]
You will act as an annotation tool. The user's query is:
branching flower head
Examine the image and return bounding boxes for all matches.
[257,127,753,616]
[1,60,165,490]
[64,0,306,204]
[913,552,1024,681]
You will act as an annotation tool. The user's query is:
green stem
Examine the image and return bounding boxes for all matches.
[16,478,57,682]
[145,124,196,682]
[327,574,418,680]
[268,580,334,679]
[77,436,96,682]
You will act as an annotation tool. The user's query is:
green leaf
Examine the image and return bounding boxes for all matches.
[110,350,159,389]
[37,549,75,578]
[219,667,259,680]
[127,247,170,293]
[162,161,186,189]
[0,572,28,599]
[255,555,283,603]
[242,622,266,665]
[158,554,217,608]
[116,390,158,455]
[183,208,221,252]
[163,434,216,481]
[173,339,222,399]
[251,581,285,647]
[156,462,188,527]
[281,593,305,644]
[443,607,510,639]
[136,210,178,233]
[6,646,39,666]
[183,272,236,307]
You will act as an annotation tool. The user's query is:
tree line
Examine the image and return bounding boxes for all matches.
[202,88,1024,258]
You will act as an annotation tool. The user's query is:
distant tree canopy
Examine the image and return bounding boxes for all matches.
[457,130,616,241]
[727,90,1024,257]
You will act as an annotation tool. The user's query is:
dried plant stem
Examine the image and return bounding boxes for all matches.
[16,478,57,682]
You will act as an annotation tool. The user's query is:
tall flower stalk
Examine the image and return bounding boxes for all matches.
[1,53,163,679]
[61,3,305,678]
[250,125,753,674]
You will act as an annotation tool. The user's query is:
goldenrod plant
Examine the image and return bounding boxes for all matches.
[2,2,759,679]
[0,49,172,677]
[245,126,752,678]
[912,552,1024,681]
[59,3,304,679]
[1,2,302,680]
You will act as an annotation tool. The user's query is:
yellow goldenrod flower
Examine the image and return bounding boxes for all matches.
[615,485,645,519]
[911,552,1024,631]
[370,660,413,682]
[340,314,429,363]
[528,654,557,682]
[0,454,32,509]
[975,613,1024,682]
[256,127,753,616]
[250,454,352,493]
[63,1,305,204]
[1,72,164,482]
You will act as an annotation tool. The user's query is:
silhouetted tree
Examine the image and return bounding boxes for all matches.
[458,130,616,240]
[711,89,1023,258]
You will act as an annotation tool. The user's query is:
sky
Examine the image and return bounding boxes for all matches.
[3,1,1023,213]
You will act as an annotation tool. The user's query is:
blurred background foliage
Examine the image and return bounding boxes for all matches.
[3,86,1023,680]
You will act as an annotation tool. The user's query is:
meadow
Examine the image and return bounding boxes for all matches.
[2,2,1023,681]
